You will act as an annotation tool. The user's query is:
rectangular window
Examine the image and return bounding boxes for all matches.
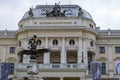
[99,47,105,53]
[8,63,14,74]
[115,47,120,53]
[101,63,106,74]
[10,47,15,53]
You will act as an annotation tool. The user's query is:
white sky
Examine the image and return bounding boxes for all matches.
[0,0,120,30]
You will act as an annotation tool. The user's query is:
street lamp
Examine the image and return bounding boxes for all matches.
[81,52,84,63]
[20,35,49,80]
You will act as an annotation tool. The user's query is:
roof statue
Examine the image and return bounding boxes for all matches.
[46,2,66,17]
[22,4,93,20]
[28,7,34,17]
[78,7,83,17]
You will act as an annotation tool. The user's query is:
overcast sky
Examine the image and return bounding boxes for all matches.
[0,0,120,30]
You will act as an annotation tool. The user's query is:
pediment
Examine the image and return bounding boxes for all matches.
[114,57,120,61]
[97,57,108,61]
[7,57,16,62]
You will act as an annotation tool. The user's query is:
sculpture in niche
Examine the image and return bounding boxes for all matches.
[28,8,34,17]
[46,2,66,17]
[78,7,83,17]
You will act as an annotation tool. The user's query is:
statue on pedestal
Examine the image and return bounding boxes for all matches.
[78,7,83,17]
[28,8,34,17]
[46,2,66,17]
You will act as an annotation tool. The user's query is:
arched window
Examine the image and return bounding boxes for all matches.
[53,39,58,45]
[90,41,94,46]
[69,39,75,45]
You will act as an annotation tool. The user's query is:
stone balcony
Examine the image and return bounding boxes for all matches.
[16,63,86,72]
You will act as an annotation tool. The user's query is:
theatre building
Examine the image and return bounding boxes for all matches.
[0,4,119,80]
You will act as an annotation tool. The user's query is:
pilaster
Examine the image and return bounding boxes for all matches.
[78,37,82,63]
[60,77,64,80]
[44,37,50,63]
[108,45,114,78]
[80,77,86,80]
[83,38,88,65]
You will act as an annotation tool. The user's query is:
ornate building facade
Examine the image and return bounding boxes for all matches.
[0,4,119,80]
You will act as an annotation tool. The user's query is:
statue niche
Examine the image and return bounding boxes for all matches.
[46,2,66,17]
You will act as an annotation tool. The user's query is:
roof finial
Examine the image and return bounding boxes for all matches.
[4,29,7,36]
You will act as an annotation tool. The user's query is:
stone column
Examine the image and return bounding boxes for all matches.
[38,77,44,80]
[44,52,50,64]
[83,38,88,75]
[61,37,66,63]
[78,37,82,63]
[80,77,86,80]
[60,77,64,80]
[83,38,87,65]
[108,45,114,78]
[44,37,50,64]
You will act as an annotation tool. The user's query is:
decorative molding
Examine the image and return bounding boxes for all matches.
[97,35,120,39]
[96,57,108,61]
[7,57,16,62]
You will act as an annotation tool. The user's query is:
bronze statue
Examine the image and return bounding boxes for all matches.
[46,2,66,17]
[28,8,34,17]
[78,7,83,17]
[52,2,61,16]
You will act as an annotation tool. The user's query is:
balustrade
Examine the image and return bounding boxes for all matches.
[17,63,85,70]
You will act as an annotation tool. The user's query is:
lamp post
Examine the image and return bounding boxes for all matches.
[20,35,49,80]
[81,52,84,63]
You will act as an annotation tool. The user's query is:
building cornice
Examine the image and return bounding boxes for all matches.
[97,35,120,39]
[0,36,16,39]
[16,26,98,36]
[18,17,96,26]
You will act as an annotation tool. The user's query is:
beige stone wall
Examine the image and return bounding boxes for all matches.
[0,38,17,63]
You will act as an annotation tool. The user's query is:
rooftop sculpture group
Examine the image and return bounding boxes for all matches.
[28,2,83,18]
[46,2,66,17]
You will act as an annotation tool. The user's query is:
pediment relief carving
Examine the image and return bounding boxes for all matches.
[114,57,120,61]
[97,57,108,61]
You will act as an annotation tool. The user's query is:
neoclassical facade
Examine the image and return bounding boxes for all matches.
[0,4,119,80]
